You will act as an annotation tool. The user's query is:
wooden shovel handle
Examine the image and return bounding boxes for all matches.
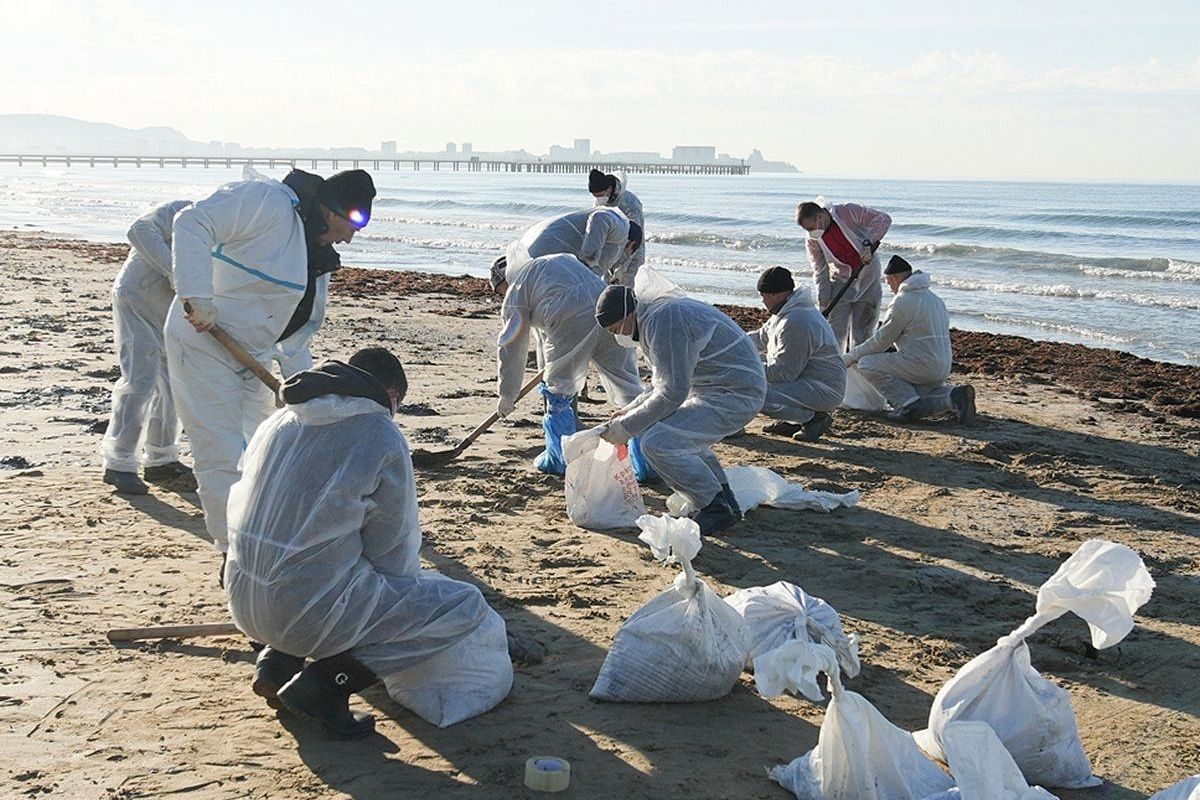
[107,622,241,642]
[455,369,545,452]
[208,324,281,396]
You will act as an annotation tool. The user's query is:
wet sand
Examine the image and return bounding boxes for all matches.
[1,232,1198,799]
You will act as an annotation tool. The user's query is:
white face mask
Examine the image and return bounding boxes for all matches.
[593,192,612,206]
[614,332,637,349]
[807,227,825,239]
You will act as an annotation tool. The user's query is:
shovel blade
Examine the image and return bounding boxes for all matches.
[410,447,463,468]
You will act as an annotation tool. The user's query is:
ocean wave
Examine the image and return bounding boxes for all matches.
[375,197,574,215]
[650,230,796,250]
[357,232,501,252]
[935,276,1200,311]
[370,214,522,232]
[1014,211,1199,227]
[953,310,1137,344]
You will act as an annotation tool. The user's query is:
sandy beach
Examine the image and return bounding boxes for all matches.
[1,231,1197,799]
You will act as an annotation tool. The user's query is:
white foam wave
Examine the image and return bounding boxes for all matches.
[936,276,1200,310]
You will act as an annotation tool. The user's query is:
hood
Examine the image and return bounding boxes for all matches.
[777,286,815,316]
[281,360,391,411]
[898,271,932,293]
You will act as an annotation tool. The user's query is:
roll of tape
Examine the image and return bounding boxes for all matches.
[524,756,571,793]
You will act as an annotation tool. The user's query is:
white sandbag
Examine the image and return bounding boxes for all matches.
[770,641,955,800]
[562,427,646,530]
[754,639,837,702]
[666,466,860,516]
[1147,776,1200,800]
[381,606,513,728]
[841,364,888,411]
[727,581,860,677]
[590,515,748,702]
[918,540,1154,789]
[924,722,1059,800]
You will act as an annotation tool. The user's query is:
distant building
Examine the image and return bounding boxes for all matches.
[462,142,473,155]
[381,140,397,155]
[445,142,457,155]
[672,145,717,162]
[573,138,590,156]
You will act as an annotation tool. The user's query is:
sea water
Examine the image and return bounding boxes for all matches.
[1,165,1196,364]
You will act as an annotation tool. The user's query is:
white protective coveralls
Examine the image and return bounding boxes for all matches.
[507,207,631,282]
[611,269,767,510]
[846,271,954,412]
[749,287,846,424]
[805,199,892,349]
[101,199,191,472]
[226,383,504,702]
[596,172,644,286]
[165,172,307,551]
[272,271,329,376]
[497,253,644,409]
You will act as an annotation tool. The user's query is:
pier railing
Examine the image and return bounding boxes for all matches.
[0,154,749,175]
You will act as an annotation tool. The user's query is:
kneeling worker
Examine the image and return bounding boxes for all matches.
[492,253,646,474]
[749,266,846,441]
[594,275,766,536]
[843,256,976,423]
[226,349,513,738]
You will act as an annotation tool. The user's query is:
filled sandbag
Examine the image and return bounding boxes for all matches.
[726,581,860,677]
[381,601,513,728]
[562,427,646,530]
[590,515,748,702]
[768,641,955,800]
[921,721,1059,800]
[916,540,1154,789]
[841,364,887,412]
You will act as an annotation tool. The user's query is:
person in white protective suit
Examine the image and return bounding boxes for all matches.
[593,270,767,536]
[100,199,195,495]
[166,167,375,562]
[491,253,646,471]
[748,266,846,442]
[226,349,515,739]
[796,197,892,350]
[506,207,643,284]
[589,169,645,286]
[843,256,976,423]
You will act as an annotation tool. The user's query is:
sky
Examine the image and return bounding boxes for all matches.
[1,0,1197,181]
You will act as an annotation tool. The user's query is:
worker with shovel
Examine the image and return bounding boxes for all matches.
[226,348,515,738]
[506,207,643,286]
[491,252,648,475]
[747,266,846,442]
[165,166,375,561]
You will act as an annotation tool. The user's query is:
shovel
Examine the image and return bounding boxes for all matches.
[183,301,282,404]
[411,369,544,468]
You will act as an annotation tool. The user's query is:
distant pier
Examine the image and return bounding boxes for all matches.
[0,154,749,175]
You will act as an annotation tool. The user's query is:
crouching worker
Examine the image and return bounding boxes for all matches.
[491,254,649,476]
[843,256,976,423]
[749,266,846,442]
[225,348,514,738]
[593,273,766,536]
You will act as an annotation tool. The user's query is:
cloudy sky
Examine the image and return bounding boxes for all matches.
[2,0,1197,181]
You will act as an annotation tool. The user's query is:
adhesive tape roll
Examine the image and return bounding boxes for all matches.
[524,756,571,793]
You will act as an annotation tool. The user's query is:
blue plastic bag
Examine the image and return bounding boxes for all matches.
[628,436,658,483]
[534,384,578,475]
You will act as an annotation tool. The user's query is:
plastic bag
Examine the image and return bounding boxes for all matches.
[917,540,1154,789]
[841,364,887,412]
[920,722,1059,800]
[726,581,860,676]
[562,427,645,530]
[666,466,860,517]
[381,602,513,728]
[1147,776,1200,800]
[533,383,578,475]
[769,642,955,800]
[590,515,748,702]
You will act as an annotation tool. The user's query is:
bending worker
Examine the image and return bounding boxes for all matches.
[589,169,645,286]
[491,253,647,474]
[101,199,195,495]
[593,270,766,536]
[796,197,892,350]
[843,256,976,423]
[748,266,845,442]
[166,167,375,559]
[507,207,643,284]
[227,349,513,738]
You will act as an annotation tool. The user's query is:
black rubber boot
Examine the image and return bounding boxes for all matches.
[721,483,742,520]
[277,652,379,739]
[762,420,803,437]
[794,412,833,442]
[103,469,148,495]
[252,647,305,709]
[951,384,977,423]
[693,492,737,537]
[144,461,198,491]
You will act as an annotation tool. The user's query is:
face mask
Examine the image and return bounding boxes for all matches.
[807,227,825,240]
[593,192,612,206]
[614,332,637,349]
